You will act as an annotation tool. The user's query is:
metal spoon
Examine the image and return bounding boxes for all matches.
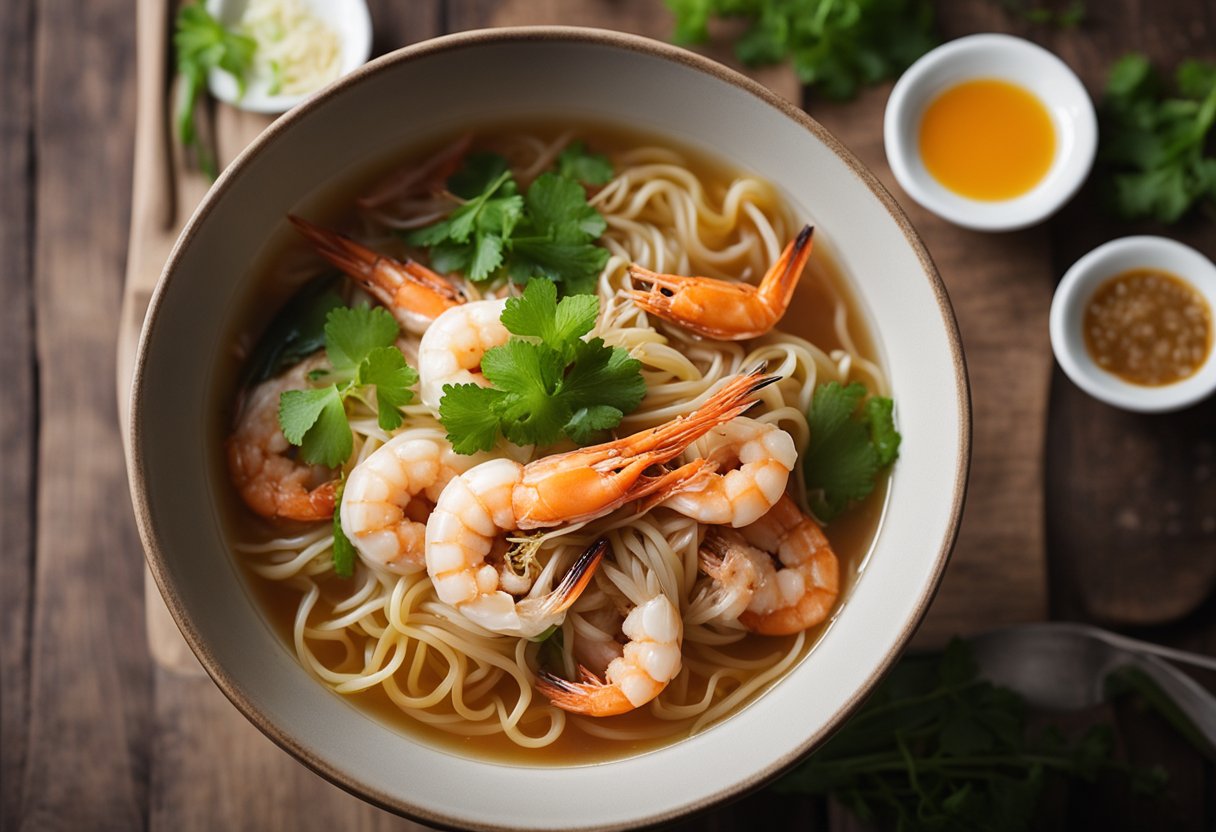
[971,622,1216,755]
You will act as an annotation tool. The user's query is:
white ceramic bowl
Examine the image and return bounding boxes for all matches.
[884,33,1097,231]
[205,0,372,114]
[1050,236,1216,412]
[128,28,969,831]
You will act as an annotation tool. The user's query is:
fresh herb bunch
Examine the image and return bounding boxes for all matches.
[277,305,419,467]
[803,381,899,522]
[439,280,646,454]
[1100,54,1216,223]
[406,147,613,294]
[995,0,1085,28]
[774,640,1166,831]
[174,1,257,179]
[667,0,937,100]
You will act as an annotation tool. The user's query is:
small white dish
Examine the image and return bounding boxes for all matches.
[205,0,372,114]
[884,34,1097,232]
[1050,236,1216,412]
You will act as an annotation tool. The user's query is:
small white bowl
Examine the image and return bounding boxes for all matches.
[1050,236,1216,412]
[205,0,372,114]
[884,34,1097,231]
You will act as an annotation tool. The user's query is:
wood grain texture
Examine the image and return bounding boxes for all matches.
[21,0,152,829]
[0,0,36,828]
[1038,0,1216,626]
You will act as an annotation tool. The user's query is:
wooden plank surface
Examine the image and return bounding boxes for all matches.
[3,0,1215,829]
[0,0,36,829]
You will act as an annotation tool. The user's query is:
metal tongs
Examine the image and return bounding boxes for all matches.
[972,622,1216,756]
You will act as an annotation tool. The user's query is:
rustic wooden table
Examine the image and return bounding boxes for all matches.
[2,1,1214,830]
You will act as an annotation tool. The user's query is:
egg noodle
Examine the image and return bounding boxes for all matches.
[234,131,887,753]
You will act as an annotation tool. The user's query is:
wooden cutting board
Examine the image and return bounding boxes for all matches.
[121,0,1047,675]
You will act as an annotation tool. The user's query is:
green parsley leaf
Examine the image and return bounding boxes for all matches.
[556,140,615,186]
[668,0,937,101]
[438,384,508,454]
[279,385,352,468]
[325,305,400,373]
[174,2,257,178]
[331,481,356,578]
[1099,54,1216,223]
[406,154,609,292]
[438,282,645,452]
[274,302,420,466]
[804,382,899,521]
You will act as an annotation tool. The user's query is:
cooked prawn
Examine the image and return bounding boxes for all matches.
[425,367,778,636]
[625,225,814,340]
[289,215,464,335]
[416,298,510,410]
[658,417,796,527]
[699,494,839,635]
[227,355,337,522]
[340,431,492,575]
[537,594,682,716]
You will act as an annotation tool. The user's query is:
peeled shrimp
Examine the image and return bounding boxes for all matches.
[227,355,337,522]
[658,417,796,528]
[537,594,683,716]
[289,215,464,335]
[699,494,839,635]
[625,225,814,340]
[425,367,778,636]
[416,298,510,410]
[340,432,492,575]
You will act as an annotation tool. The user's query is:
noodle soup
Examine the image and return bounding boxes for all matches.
[215,124,890,764]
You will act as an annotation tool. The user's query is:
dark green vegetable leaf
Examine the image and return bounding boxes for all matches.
[995,0,1086,28]
[279,385,351,467]
[438,384,508,454]
[174,2,257,178]
[331,481,356,578]
[325,305,400,373]
[1099,53,1216,223]
[241,276,343,387]
[803,381,899,521]
[668,0,937,101]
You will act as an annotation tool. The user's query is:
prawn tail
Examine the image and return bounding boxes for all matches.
[644,364,780,457]
[536,538,608,617]
[635,459,717,514]
[536,667,633,716]
[622,266,686,316]
[289,215,383,283]
[759,224,815,310]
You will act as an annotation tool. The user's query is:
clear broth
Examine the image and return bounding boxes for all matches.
[211,123,891,764]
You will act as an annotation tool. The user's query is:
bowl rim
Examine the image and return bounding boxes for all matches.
[127,25,972,830]
[884,32,1098,232]
[1049,235,1216,413]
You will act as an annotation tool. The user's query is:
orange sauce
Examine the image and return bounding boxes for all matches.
[919,78,1056,201]
[1083,268,1212,386]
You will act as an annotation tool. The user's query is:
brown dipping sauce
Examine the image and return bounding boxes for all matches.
[1083,268,1212,387]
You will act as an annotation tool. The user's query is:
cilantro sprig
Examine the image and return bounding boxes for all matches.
[406,150,612,294]
[174,1,257,178]
[439,280,646,454]
[774,639,1166,830]
[278,306,419,467]
[803,381,900,521]
[1099,54,1216,223]
[668,0,937,100]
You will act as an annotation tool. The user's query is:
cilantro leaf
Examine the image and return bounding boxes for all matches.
[804,382,899,521]
[274,301,419,467]
[668,0,937,101]
[325,305,399,373]
[406,155,609,293]
[438,286,644,452]
[1099,54,1216,223]
[279,385,352,468]
[332,482,356,578]
[556,140,615,186]
[438,384,508,454]
[174,2,257,178]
